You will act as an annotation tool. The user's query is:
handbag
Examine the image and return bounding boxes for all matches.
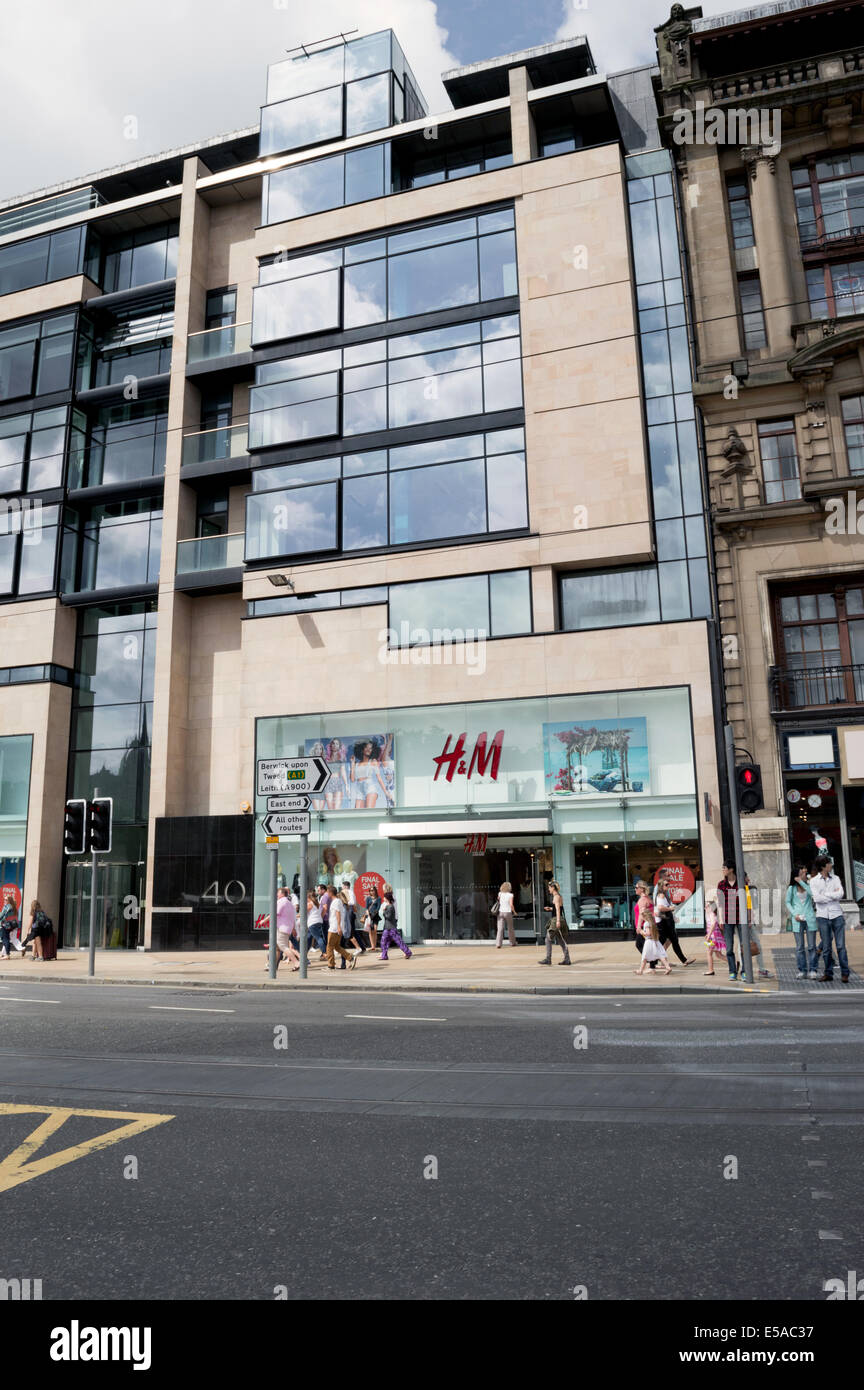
[490,898,500,916]
[749,939,760,957]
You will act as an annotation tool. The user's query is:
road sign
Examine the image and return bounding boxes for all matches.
[265,835,279,844]
[256,757,332,797]
[262,812,311,837]
[266,794,311,812]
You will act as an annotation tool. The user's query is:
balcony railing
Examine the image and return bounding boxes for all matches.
[798,223,864,256]
[176,531,244,574]
[0,186,104,237]
[181,423,249,468]
[709,46,864,102]
[186,321,251,363]
[769,662,864,712]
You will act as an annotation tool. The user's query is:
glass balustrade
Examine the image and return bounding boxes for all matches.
[186,321,252,363]
[176,531,245,574]
[181,423,249,467]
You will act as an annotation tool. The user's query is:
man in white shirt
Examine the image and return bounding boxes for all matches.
[810,856,849,984]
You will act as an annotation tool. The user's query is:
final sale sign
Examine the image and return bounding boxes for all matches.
[653,862,695,904]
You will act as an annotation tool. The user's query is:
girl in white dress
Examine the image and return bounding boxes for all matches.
[634,903,671,976]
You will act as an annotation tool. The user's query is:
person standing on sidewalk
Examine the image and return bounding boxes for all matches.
[0,890,23,958]
[785,865,819,980]
[655,875,695,967]
[743,876,771,980]
[634,901,671,976]
[810,856,850,984]
[306,893,327,955]
[322,890,356,970]
[634,882,657,970]
[274,888,299,972]
[494,881,517,949]
[538,880,571,967]
[717,862,746,981]
[379,890,412,961]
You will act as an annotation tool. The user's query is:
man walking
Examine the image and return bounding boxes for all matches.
[717,861,745,981]
[810,856,850,984]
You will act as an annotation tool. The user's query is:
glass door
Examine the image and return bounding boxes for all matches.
[62,861,140,948]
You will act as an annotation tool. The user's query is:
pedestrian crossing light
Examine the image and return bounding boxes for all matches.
[735,763,763,815]
[89,797,113,853]
[63,799,87,855]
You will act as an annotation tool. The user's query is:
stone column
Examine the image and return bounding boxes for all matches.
[742,146,795,357]
[508,66,537,164]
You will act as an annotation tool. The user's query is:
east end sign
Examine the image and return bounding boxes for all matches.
[432,730,504,782]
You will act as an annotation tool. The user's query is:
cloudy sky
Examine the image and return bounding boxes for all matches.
[0,0,740,202]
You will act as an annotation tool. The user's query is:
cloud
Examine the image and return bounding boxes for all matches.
[0,0,457,201]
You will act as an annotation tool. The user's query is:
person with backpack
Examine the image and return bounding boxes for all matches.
[0,889,23,958]
[21,900,56,960]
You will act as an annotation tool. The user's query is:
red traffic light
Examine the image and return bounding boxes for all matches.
[742,769,754,784]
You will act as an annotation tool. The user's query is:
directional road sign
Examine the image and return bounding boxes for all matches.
[262,811,311,837]
[266,794,311,812]
[256,757,332,797]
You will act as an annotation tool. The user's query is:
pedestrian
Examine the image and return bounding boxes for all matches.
[634,901,671,976]
[364,887,382,950]
[342,880,369,953]
[305,893,327,954]
[810,855,850,984]
[493,880,517,948]
[20,900,55,961]
[0,889,23,958]
[703,889,726,975]
[379,890,412,960]
[538,879,571,966]
[744,876,771,979]
[338,888,363,969]
[717,861,746,981]
[274,888,299,972]
[322,890,356,970]
[655,875,695,966]
[634,881,656,970]
[785,864,819,981]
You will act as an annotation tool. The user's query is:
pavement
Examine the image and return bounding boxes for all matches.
[7,929,864,993]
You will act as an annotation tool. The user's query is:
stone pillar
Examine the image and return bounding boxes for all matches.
[742,147,795,357]
[508,66,537,164]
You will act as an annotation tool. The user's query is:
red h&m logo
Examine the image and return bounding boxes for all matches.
[432,730,504,782]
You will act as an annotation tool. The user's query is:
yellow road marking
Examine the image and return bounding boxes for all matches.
[0,1104,173,1193]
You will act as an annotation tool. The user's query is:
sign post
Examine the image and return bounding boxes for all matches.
[257,760,332,984]
[724,724,753,985]
[267,836,279,981]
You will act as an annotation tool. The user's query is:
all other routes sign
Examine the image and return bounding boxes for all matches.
[261,812,311,838]
[256,757,331,797]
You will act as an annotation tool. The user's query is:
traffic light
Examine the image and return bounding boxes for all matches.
[89,797,113,853]
[63,799,87,855]
[735,763,764,814]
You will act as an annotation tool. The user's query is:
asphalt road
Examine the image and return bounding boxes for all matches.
[0,982,861,1301]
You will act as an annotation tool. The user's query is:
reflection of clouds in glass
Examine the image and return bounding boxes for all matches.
[389,367,483,428]
[346,74,390,135]
[94,519,150,588]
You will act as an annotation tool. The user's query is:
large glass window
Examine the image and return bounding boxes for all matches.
[248,314,522,450]
[388,570,532,642]
[392,136,512,191]
[739,274,767,348]
[78,503,163,591]
[253,209,515,346]
[99,223,179,294]
[793,151,864,248]
[77,301,174,391]
[0,225,86,297]
[806,258,864,319]
[726,177,755,249]
[0,405,67,494]
[0,314,76,403]
[0,503,61,598]
[246,427,527,561]
[69,399,168,489]
[772,581,864,706]
[260,86,344,156]
[757,419,801,503]
[263,144,391,225]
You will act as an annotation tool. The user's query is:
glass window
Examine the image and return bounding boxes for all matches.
[489,569,531,635]
[390,573,490,640]
[842,394,864,475]
[248,373,340,450]
[0,533,15,594]
[260,87,344,156]
[0,234,49,295]
[265,156,345,224]
[16,510,59,594]
[387,238,479,319]
[739,275,766,348]
[479,231,518,300]
[342,473,388,550]
[346,73,391,136]
[245,481,339,560]
[727,177,755,249]
[344,31,392,80]
[758,419,801,503]
[252,269,341,346]
[390,457,485,544]
[80,506,162,591]
[345,143,389,205]
[0,335,35,402]
[267,45,345,103]
[561,568,661,630]
[344,258,387,328]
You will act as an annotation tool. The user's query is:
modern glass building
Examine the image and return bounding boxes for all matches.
[0,28,727,948]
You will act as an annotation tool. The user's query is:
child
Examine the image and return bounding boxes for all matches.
[704,890,726,975]
[634,903,671,976]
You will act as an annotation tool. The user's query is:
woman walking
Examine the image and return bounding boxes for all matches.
[655,875,695,966]
[20,900,54,960]
[785,865,819,980]
[0,889,23,958]
[634,901,671,976]
[538,880,571,966]
[322,889,356,970]
[703,890,726,974]
[379,890,412,961]
[494,880,517,948]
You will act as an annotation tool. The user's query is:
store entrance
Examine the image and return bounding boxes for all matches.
[413,837,552,941]
[63,860,143,949]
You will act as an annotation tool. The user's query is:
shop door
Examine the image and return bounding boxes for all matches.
[62,861,141,949]
[414,839,550,941]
